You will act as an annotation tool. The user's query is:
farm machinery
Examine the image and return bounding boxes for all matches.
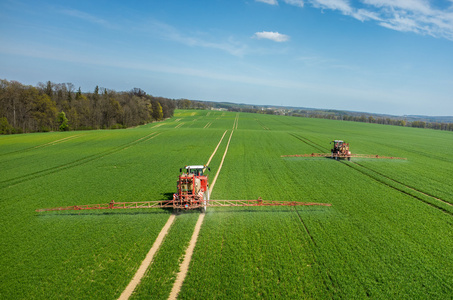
[174,165,210,213]
[282,140,406,161]
[36,165,331,213]
[330,140,351,161]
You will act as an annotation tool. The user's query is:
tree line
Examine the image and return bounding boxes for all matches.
[0,79,176,134]
[288,110,453,131]
[226,107,453,132]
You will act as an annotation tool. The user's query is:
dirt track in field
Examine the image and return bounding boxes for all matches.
[118,214,176,300]
[206,130,227,167]
[118,119,237,300]
[168,213,205,300]
[168,114,238,300]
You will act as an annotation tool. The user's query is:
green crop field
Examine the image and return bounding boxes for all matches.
[1,110,452,299]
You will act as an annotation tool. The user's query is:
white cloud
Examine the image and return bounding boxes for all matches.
[253,31,290,42]
[362,0,453,40]
[147,20,249,56]
[310,0,382,23]
[256,0,305,7]
[362,0,433,15]
[255,0,279,5]
[59,8,113,28]
[310,0,353,15]
[308,0,453,40]
[352,8,382,22]
[283,0,304,8]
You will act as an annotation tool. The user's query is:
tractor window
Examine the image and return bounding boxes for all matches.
[187,169,203,176]
[193,169,203,176]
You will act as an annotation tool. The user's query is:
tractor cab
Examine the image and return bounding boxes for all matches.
[180,165,208,176]
[331,140,344,153]
[330,140,351,160]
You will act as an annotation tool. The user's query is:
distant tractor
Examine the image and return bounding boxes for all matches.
[282,140,406,161]
[331,140,351,161]
[173,165,210,213]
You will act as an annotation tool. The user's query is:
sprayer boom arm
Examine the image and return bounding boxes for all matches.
[35,200,173,212]
[36,198,331,212]
[281,153,406,159]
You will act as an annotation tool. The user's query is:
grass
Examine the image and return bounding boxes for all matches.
[1,109,452,299]
[179,115,453,298]
[130,212,199,300]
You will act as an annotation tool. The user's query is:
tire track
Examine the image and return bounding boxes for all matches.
[290,132,326,152]
[255,118,270,130]
[0,134,83,157]
[186,118,200,128]
[293,206,317,247]
[290,133,452,216]
[0,132,161,189]
[118,214,176,300]
[168,214,205,300]
[291,206,338,293]
[341,162,453,216]
[209,127,235,195]
[205,130,228,167]
[169,114,238,300]
[353,161,452,207]
[119,128,234,300]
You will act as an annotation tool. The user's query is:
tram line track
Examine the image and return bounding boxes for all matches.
[290,132,452,216]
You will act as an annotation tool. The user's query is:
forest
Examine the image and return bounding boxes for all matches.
[2,78,452,134]
[0,79,176,134]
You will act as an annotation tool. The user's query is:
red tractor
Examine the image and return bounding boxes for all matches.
[331,140,351,161]
[36,165,331,213]
[173,165,210,212]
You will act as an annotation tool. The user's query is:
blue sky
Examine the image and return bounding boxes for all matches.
[1,0,452,116]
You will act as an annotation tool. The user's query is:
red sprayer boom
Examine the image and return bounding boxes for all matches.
[281,140,406,161]
[36,165,331,213]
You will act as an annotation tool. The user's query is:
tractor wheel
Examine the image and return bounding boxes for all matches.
[202,188,210,213]
[347,157,351,161]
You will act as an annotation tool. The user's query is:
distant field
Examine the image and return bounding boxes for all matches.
[1,110,452,299]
